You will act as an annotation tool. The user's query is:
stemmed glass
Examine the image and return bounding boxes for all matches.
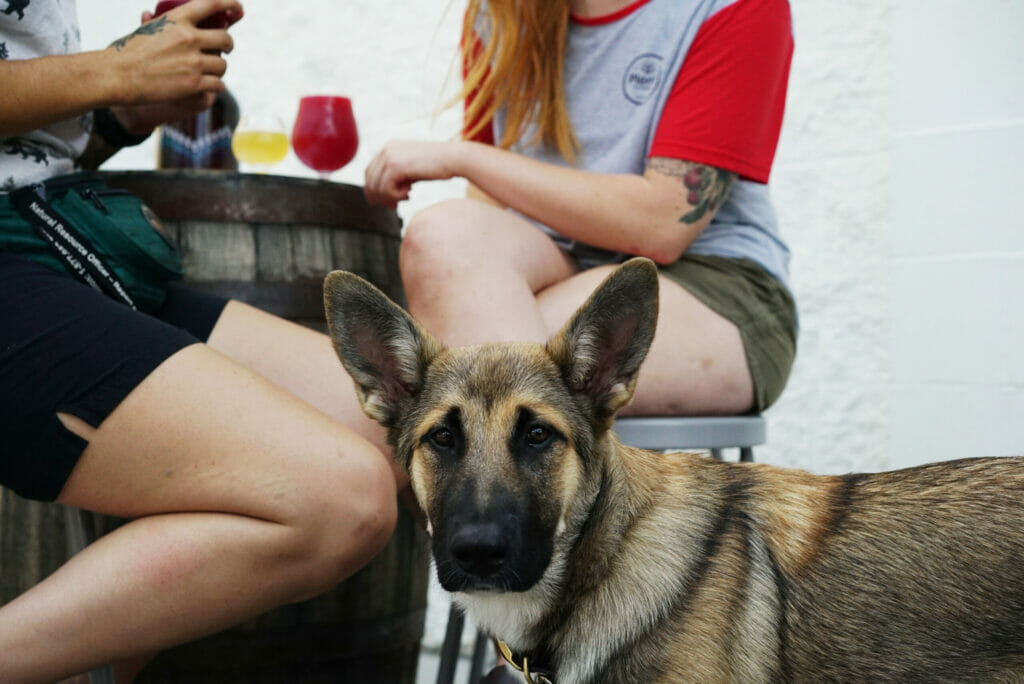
[231,115,289,173]
[291,96,359,179]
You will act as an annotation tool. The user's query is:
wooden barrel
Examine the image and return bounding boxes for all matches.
[0,170,430,683]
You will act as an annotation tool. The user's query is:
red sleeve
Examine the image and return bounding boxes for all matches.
[649,0,793,183]
[462,28,495,145]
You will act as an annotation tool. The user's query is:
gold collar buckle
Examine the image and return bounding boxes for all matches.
[498,640,554,684]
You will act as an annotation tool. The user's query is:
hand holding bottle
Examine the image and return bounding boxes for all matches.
[152,0,242,29]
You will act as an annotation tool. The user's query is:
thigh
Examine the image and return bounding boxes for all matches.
[537,266,754,415]
[56,341,388,525]
[205,299,392,458]
[0,254,389,522]
[400,199,580,345]
[0,254,199,501]
[401,199,577,293]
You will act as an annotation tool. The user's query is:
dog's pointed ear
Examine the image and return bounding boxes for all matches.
[323,271,442,427]
[546,257,659,427]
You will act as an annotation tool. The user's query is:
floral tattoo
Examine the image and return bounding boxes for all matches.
[110,16,171,51]
[648,158,736,224]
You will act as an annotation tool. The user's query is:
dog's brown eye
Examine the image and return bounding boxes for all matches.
[526,425,552,447]
[430,428,455,449]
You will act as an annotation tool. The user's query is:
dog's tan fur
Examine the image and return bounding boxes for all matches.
[325,258,1024,683]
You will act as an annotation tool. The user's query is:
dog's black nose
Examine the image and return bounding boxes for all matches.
[450,524,508,578]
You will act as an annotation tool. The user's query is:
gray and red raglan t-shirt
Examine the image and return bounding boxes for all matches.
[466,0,794,289]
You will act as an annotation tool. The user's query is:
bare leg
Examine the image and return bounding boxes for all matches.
[400,200,753,414]
[206,300,406,486]
[208,300,419,522]
[537,267,754,415]
[400,198,577,345]
[0,344,397,682]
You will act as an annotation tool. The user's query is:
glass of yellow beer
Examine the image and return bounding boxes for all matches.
[231,115,289,172]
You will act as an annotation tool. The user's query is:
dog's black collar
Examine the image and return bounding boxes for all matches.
[498,640,556,684]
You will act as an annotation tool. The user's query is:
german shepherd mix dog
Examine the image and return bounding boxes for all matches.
[324,259,1024,684]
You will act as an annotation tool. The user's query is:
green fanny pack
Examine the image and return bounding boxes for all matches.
[1,172,183,313]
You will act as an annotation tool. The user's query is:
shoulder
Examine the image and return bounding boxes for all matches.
[0,0,81,61]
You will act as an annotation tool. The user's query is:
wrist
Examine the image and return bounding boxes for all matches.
[108,105,155,137]
[90,47,133,107]
[451,140,487,181]
[92,106,152,148]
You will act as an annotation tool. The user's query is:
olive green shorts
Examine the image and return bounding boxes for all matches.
[658,254,797,411]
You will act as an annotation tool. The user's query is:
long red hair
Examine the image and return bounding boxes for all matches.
[457,0,578,161]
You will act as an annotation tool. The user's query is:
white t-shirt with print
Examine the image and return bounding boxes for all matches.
[1,0,90,192]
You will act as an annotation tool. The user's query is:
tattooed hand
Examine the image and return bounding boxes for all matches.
[647,157,736,225]
[105,0,242,113]
[109,16,173,52]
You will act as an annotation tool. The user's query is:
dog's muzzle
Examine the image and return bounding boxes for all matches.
[450,522,507,580]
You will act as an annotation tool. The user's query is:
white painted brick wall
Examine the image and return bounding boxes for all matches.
[761,0,893,474]
[78,1,1024,678]
[889,0,1024,468]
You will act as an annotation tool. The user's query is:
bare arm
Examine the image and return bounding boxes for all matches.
[0,0,240,140]
[364,140,735,264]
[466,182,502,207]
[0,51,121,139]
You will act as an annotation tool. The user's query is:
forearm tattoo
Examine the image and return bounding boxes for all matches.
[110,16,171,51]
[648,158,736,224]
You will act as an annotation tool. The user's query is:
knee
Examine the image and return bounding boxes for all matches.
[285,447,398,599]
[400,199,483,287]
[332,449,398,564]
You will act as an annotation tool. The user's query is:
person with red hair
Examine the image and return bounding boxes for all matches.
[365,0,797,417]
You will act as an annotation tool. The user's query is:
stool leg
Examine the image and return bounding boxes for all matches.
[740,447,754,462]
[64,506,92,558]
[468,629,490,683]
[88,665,117,684]
[437,603,466,684]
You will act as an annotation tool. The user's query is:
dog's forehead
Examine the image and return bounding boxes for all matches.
[424,343,567,409]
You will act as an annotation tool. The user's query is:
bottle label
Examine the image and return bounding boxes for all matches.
[159,125,235,168]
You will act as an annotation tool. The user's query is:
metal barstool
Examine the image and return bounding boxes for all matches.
[613,414,764,461]
[434,414,766,684]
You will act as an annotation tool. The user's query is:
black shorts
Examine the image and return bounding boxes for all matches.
[0,253,228,502]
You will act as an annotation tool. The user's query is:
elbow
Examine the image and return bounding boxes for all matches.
[628,193,702,265]
[645,243,687,266]
[642,205,715,264]
[631,227,690,266]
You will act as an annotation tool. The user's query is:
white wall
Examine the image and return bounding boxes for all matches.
[889,0,1024,468]
[763,1,894,474]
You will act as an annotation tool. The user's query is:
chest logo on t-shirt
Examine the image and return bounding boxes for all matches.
[622,53,664,105]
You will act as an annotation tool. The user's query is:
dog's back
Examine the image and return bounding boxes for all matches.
[603,451,1024,683]
[775,457,1024,682]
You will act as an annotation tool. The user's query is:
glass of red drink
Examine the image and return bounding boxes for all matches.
[291,96,359,179]
[153,0,238,29]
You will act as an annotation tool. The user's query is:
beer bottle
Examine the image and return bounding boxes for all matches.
[157,89,240,170]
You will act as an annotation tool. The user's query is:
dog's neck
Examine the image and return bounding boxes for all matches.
[460,437,685,684]
[505,438,659,676]
[532,442,716,683]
